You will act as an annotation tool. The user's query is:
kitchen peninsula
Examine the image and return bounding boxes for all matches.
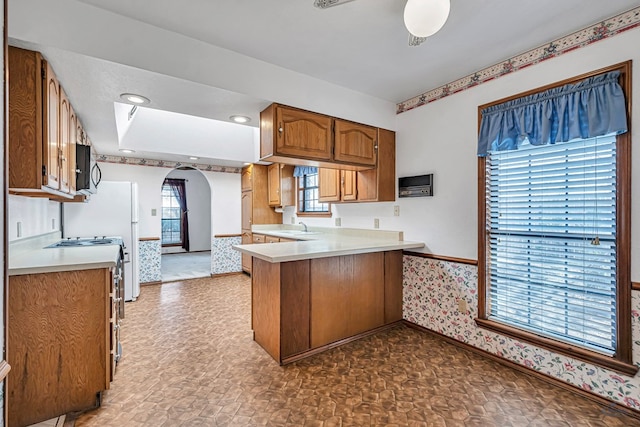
[233,226,424,364]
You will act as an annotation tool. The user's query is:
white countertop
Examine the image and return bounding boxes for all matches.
[233,226,424,263]
[9,233,121,276]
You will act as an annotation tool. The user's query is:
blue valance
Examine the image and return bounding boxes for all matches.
[293,166,318,177]
[477,71,628,157]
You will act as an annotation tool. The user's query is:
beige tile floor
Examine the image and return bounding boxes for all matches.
[74,275,640,426]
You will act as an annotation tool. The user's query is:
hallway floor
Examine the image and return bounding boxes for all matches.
[74,275,639,426]
[161,251,211,282]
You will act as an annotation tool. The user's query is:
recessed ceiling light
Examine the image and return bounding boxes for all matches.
[189,156,199,160]
[230,115,251,124]
[120,93,150,105]
[119,149,135,154]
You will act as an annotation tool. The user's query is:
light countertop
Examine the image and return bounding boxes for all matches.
[233,226,424,263]
[9,232,121,276]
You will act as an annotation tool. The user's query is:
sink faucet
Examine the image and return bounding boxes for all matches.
[299,221,308,232]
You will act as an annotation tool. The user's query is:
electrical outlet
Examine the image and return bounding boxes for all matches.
[458,299,468,313]
[52,218,56,230]
[335,217,341,226]
[374,218,380,229]
[151,208,157,216]
[17,222,22,238]
[394,205,400,216]
[291,216,296,224]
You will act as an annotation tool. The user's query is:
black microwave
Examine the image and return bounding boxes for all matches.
[76,144,101,194]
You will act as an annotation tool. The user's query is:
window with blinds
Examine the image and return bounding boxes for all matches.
[486,134,617,354]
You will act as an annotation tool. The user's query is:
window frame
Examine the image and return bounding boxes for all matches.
[296,172,331,218]
[476,61,636,376]
[161,183,183,246]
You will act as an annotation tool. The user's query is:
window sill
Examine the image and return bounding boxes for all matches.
[296,211,332,218]
[475,318,638,376]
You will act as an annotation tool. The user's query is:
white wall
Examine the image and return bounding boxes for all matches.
[394,28,640,281]
[8,195,61,242]
[97,162,240,241]
[165,168,211,252]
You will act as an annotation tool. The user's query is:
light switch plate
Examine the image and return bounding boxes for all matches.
[394,205,400,216]
[17,221,22,238]
[374,218,380,229]
[458,299,468,313]
[151,209,157,216]
[335,218,341,226]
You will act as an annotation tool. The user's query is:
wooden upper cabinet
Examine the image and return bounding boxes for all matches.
[9,46,85,199]
[241,165,252,191]
[334,119,377,167]
[268,163,295,207]
[44,60,61,191]
[275,105,332,160]
[318,168,340,203]
[318,169,356,202]
[59,88,72,193]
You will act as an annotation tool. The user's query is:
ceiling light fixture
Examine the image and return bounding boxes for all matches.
[230,115,251,124]
[120,93,151,105]
[189,156,199,160]
[119,149,135,154]
[403,0,450,38]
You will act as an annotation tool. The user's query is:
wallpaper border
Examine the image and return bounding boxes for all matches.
[397,6,640,114]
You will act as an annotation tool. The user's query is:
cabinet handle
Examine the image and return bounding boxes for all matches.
[278,123,283,134]
[75,169,82,173]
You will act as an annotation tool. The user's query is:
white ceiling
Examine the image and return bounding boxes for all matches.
[8,0,639,167]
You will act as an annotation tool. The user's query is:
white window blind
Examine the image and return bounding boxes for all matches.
[486,134,617,354]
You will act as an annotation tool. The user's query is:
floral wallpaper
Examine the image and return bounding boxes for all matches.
[139,239,162,283]
[402,254,640,411]
[397,6,640,113]
[212,236,242,275]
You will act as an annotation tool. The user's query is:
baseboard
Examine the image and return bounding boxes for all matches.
[403,320,640,421]
[211,272,244,278]
[140,281,162,286]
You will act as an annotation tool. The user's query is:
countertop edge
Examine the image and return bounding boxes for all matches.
[9,260,118,276]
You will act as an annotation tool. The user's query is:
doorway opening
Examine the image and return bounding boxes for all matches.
[160,167,212,282]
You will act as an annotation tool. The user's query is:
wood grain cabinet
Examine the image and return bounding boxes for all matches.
[267,163,295,207]
[9,46,84,199]
[318,169,357,203]
[241,164,282,274]
[8,268,115,427]
[318,128,395,203]
[260,103,380,170]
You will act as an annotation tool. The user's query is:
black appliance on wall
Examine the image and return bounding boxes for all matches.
[76,144,101,194]
[398,174,434,197]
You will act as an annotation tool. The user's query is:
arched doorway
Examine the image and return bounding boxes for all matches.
[160,167,212,282]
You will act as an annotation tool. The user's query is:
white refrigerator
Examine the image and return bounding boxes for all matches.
[63,181,140,301]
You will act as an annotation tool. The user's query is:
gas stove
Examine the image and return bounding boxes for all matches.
[45,236,124,248]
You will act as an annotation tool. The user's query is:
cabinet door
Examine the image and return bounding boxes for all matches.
[43,61,61,190]
[341,170,357,201]
[69,106,77,193]
[275,106,332,160]
[241,165,252,191]
[241,231,252,273]
[59,88,71,193]
[241,191,253,230]
[267,163,281,206]
[318,168,340,203]
[334,119,377,166]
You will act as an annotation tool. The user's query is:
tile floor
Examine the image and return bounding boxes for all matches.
[74,275,640,426]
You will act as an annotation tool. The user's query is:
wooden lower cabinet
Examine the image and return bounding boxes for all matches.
[251,250,403,364]
[8,268,113,427]
[241,231,252,273]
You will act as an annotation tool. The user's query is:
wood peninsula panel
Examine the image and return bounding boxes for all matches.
[310,253,384,348]
[8,268,110,427]
[384,250,403,323]
[252,258,281,361]
[280,260,310,358]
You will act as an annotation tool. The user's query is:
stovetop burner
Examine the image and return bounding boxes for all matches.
[45,236,123,248]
